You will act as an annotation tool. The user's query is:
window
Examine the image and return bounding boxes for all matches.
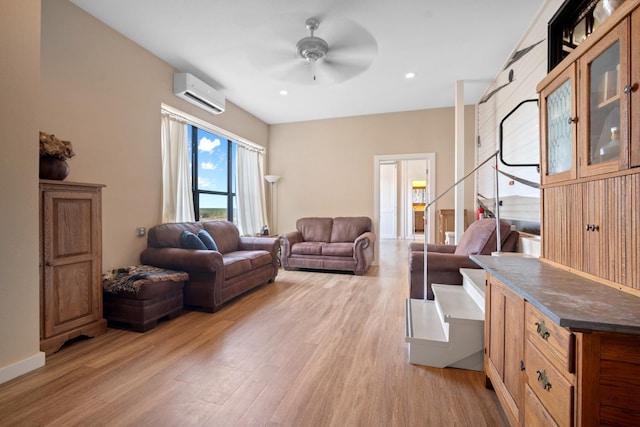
[187,125,238,222]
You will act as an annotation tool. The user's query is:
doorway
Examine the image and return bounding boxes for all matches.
[373,153,436,263]
[379,162,397,239]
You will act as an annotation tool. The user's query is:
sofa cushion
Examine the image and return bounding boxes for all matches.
[454,219,513,255]
[291,242,324,256]
[231,250,273,269]
[148,222,203,248]
[181,230,207,250]
[197,229,218,251]
[202,221,240,254]
[222,255,252,279]
[322,243,354,257]
[296,217,333,242]
[330,217,371,242]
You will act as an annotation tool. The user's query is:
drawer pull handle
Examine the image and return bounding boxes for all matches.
[520,360,526,372]
[535,321,551,340]
[536,370,552,391]
[567,116,578,124]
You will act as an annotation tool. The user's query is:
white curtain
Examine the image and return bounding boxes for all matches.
[236,145,268,236]
[161,114,195,223]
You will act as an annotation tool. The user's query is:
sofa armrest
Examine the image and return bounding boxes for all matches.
[409,242,456,253]
[424,252,480,273]
[353,231,376,275]
[426,244,456,253]
[140,247,224,273]
[239,236,279,252]
[354,231,376,247]
[280,231,303,245]
[279,231,303,267]
[239,236,280,270]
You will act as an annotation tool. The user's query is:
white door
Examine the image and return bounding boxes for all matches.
[379,162,397,239]
[406,159,429,238]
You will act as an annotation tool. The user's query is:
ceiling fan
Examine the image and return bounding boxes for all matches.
[249,16,378,85]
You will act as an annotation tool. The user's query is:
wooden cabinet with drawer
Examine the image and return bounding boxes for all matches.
[524,304,575,427]
[484,275,525,427]
[483,269,640,426]
[525,304,575,374]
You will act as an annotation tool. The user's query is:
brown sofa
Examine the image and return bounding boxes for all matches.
[280,217,376,275]
[409,219,518,300]
[140,221,279,312]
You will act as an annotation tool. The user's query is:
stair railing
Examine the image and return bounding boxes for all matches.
[422,150,501,299]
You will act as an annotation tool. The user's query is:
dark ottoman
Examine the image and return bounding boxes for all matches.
[102,265,188,332]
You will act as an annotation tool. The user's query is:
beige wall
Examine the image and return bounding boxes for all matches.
[0,0,42,376]
[1,0,269,381]
[268,105,477,236]
[40,0,269,272]
[1,0,478,380]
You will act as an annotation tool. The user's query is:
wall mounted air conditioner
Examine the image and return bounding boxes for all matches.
[173,73,225,115]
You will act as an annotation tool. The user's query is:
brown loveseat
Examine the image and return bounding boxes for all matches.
[280,217,376,275]
[409,219,518,300]
[140,221,279,312]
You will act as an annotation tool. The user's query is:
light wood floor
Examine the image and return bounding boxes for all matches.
[0,239,507,426]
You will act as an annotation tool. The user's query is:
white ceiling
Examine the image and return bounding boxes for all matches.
[70,0,544,124]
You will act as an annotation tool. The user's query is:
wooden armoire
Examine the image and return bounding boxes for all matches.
[481,1,640,426]
[39,180,107,355]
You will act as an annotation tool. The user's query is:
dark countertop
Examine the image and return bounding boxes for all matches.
[470,255,640,335]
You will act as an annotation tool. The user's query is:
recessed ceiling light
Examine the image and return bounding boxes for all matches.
[280,90,288,95]
[405,72,416,79]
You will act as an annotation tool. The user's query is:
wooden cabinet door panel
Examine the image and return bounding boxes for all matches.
[578,18,630,177]
[542,184,583,270]
[503,284,525,420]
[582,180,604,278]
[631,10,640,167]
[540,63,578,185]
[488,278,505,377]
[486,278,524,426]
[44,260,99,337]
[40,182,105,354]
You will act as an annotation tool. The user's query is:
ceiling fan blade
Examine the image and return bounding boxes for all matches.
[272,61,318,85]
[247,43,297,73]
[324,18,378,59]
[316,58,369,84]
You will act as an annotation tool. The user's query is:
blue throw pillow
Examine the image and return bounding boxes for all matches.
[198,229,219,251]
[180,230,207,250]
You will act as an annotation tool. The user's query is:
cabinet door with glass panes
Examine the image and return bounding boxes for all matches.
[578,19,630,177]
[540,63,578,185]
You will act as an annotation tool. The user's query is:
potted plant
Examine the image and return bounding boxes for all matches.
[39,131,75,180]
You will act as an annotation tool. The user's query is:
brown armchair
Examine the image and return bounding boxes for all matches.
[409,219,519,300]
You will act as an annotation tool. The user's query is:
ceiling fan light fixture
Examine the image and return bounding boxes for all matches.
[296,18,328,63]
[296,36,329,63]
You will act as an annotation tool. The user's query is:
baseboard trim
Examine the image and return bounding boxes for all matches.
[0,351,45,384]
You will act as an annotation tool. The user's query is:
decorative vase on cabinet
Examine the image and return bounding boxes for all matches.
[39,180,107,355]
[39,155,70,180]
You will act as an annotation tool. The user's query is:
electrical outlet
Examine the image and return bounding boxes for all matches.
[136,227,146,237]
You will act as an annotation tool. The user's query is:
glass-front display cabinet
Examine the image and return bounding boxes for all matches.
[579,21,629,177]
[540,63,577,184]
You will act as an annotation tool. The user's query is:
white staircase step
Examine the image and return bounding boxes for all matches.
[405,299,447,343]
[432,283,484,323]
[460,268,487,313]
[405,269,487,371]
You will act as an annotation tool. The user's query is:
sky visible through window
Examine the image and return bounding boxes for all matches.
[187,126,230,209]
